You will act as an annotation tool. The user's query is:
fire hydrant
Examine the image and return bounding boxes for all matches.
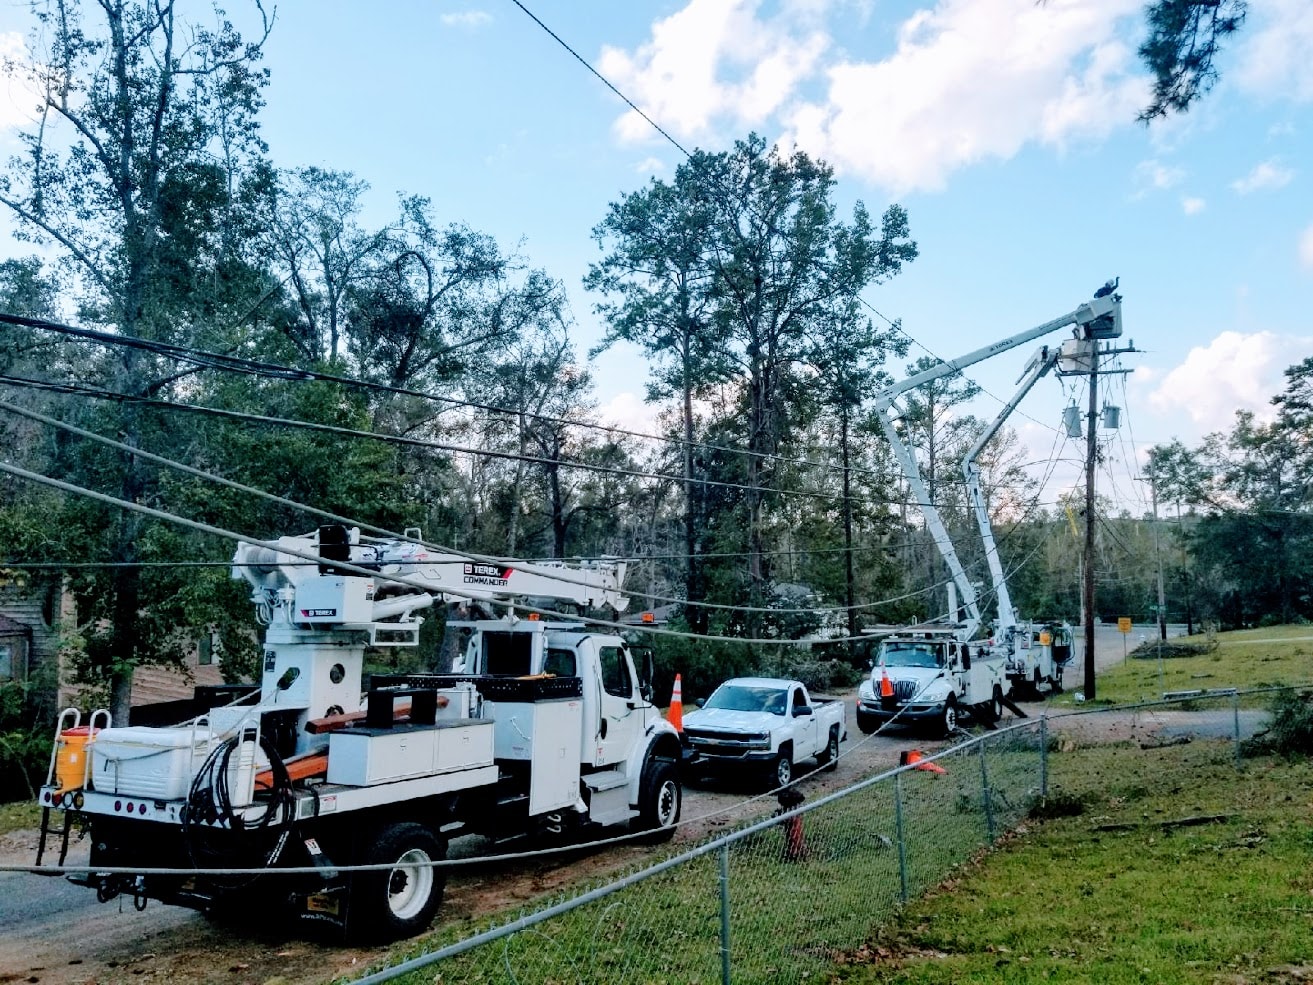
[777,786,806,862]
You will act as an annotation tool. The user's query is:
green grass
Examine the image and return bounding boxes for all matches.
[0,799,40,836]
[1053,625,1313,706]
[373,731,1051,985]
[829,742,1313,984]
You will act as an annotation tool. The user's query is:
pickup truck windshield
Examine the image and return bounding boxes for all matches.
[704,684,789,715]
[879,641,945,669]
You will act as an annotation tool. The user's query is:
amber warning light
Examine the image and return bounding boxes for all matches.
[641,612,655,624]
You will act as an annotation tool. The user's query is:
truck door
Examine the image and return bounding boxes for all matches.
[791,686,818,755]
[592,643,644,768]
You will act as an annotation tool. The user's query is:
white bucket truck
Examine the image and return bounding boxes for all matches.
[36,525,681,942]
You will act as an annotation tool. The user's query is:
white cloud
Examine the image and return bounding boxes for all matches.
[606,0,1148,193]
[1147,331,1311,433]
[634,156,666,175]
[1231,159,1295,194]
[599,391,661,434]
[1300,223,1313,271]
[1181,196,1206,215]
[1236,0,1313,102]
[781,0,1149,193]
[1135,159,1185,192]
[600,0,828,145]
[439,11,491,30]
[0,33,40,134]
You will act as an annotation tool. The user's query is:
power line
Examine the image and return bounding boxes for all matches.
[503,1,1078,445]
[0,458,950,645]
[0,398,960,618]
[0,311,900,488]
[0,372,947,510]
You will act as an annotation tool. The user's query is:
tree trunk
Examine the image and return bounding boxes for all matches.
[840,406,857,654]
[681,368,706,633]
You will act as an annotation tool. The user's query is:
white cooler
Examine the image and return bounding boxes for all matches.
[91,726,211,800]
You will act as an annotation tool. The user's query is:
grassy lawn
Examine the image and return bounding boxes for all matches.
[0,799,40,837]
[1054,627,1313,706]
[829,741,1313,984]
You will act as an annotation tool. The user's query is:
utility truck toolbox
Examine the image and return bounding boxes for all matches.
[91,726,210,800]
[327,720,494,786]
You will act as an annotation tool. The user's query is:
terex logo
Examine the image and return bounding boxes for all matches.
[300,608,338,618]
[464,563,511,579]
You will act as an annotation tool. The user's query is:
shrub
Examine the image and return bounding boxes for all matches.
[1241,690,1313,759]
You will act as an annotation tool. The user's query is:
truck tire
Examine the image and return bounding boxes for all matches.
[769,748,794,790]
[939,697,959,738]
[856,709,879,735]
[347,821,446,943]
[636,760,681,842]
[816,728,840,772]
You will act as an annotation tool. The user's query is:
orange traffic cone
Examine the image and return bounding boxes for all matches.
[879,667,894,698]
[900,749,947,774]
[667,673,683,732]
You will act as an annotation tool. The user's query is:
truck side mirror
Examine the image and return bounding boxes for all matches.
[633,646,655,703]
[695,698,705,708]
[793,705,813,717]
[962,646,972,670]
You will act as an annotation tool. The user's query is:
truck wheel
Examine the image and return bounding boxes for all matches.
[347,822,445,943]
[940,697,959,738]
[636,760,681,842]
[770,751,794,790]
[856,709,879,735]
[817,729,840,772]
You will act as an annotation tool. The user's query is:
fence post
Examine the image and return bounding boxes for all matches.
[979,741,995,842]
[1039,716,1049,800]
[1232,691,1243,772]
[719,843,731,985]
[894,771,909,903]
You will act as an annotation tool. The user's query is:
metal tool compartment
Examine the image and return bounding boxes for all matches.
[326,719,494,786]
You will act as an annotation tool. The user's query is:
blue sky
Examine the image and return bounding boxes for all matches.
[2,0,1311,517]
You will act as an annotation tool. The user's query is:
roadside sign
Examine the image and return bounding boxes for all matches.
[1117,616,1132,633]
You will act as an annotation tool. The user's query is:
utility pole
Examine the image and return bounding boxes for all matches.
[1082,342,1099,701]
[1055,280,1136,703]
[1148,475,1167,641]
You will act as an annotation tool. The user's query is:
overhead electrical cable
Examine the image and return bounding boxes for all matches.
[504,1,1079,443]
[0,372,956,511]
[0,311,899,487]
[0,459,943,646]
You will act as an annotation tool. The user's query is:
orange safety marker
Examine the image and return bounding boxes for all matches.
[879,667,894,698]
[667,673,684,732]
[900,748,946,774]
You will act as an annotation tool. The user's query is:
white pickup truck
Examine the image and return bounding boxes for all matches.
[681,678,847,788]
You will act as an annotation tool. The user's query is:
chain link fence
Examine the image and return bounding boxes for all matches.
[343,684,1311,984]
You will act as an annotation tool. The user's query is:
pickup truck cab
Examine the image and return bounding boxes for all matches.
[682,678,847,789]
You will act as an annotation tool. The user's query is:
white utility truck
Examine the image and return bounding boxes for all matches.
[681,678,847,788]
[860,288,1124,732]
[855,628,1006,736]
[35,525,681,942]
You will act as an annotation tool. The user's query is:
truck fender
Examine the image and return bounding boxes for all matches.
[626,725,683,808]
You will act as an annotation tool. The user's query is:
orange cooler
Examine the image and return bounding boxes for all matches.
[53,726,96,794]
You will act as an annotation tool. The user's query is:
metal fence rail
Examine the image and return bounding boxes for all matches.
[351,686,1303,985]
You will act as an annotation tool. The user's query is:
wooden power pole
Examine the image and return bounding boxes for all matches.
[1083,342,1099,701]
